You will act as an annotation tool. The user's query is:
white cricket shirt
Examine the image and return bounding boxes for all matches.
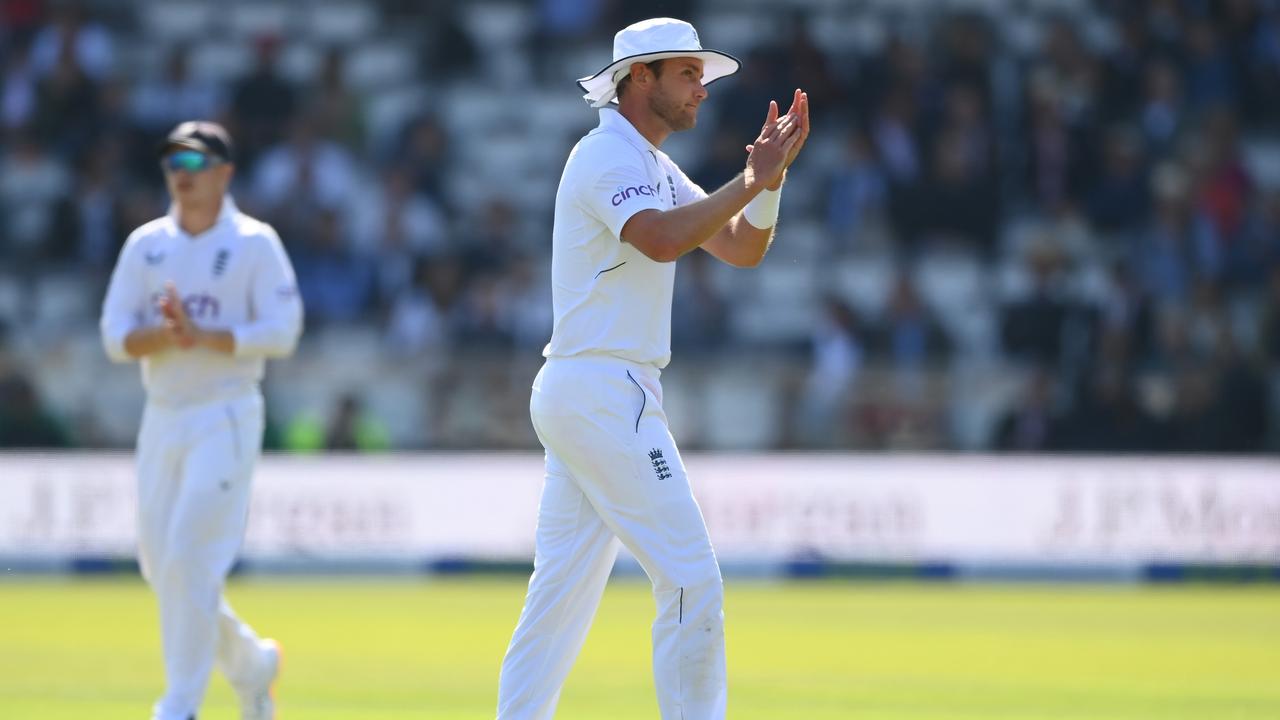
[543,108,707,369]
[100,196,304,407]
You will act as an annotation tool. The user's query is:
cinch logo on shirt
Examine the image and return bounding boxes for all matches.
[150,291,221,320]
[611,184,662,206]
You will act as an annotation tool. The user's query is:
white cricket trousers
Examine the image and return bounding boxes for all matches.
[498,356,726,720]
[137,392,268,720]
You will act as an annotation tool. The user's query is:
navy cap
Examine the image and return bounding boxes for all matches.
[158,120,234,163]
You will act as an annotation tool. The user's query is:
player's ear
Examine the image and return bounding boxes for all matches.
[630,62,651,88]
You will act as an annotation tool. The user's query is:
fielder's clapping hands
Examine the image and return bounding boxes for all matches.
[158,282,197,349]
[744,88,810,191]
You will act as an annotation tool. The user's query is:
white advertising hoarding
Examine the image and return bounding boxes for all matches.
[1,453,1277,567]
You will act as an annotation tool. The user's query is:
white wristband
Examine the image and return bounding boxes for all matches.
[743,187,781,229]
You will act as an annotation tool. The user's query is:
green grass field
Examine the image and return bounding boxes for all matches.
[1,578,1278,719]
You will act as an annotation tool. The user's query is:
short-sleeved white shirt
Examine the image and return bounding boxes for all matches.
[543,109,707,369]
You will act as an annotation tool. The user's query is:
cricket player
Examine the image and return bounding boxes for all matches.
[497,18,809,720]
[100,121,303,720]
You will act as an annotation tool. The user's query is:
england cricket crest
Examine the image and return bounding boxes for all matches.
[648,448,672,481]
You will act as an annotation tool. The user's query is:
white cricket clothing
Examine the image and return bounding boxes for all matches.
[543,108,707,370]
[500,110,726,720]
[100,195,303,407]
[499,358,726,720]
[101,196,299,720]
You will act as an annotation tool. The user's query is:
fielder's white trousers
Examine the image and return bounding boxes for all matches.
[137,392,268,720]
[498,356,726,720]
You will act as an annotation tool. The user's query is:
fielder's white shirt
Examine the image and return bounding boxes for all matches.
[544,109,707,369]
[100,196,303,407]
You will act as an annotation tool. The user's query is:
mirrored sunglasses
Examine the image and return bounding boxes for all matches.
[163,150,221,173]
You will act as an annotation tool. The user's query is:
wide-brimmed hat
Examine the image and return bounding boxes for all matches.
[577,18,741,108]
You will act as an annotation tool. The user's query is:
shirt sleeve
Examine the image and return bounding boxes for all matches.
[230,226,304,359]
[99,232,150,363]
[577,138,664,240]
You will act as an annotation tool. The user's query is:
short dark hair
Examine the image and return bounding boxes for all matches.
[615,59,666,101]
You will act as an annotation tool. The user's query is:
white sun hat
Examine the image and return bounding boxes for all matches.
[577,17,741,108]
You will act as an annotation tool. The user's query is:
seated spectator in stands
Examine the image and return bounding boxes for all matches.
[1136,163,1220,306]
[231,35,298,171]
[877,272,949,368]
[71,143,127,270]
[250,115,357,237]
[1228,188,1280,287]
[1055,364,1163,452]
[1194,107,1253,245]
[1001,239,1071,366]
[388,112,450,201]
[778,14,844,111]
[1095,260,1156,367]
[796,295,863,447]
[311,48,366,153]
[1086,127,1150,235]
[1140,58,1185,159]
[1185,18,1237,109]
[0,129,73,263]
[29,0,113,81]
[671,249,728,355]
[2,38,39,130]
[291,209,374,325]
[129,47,223,134]
[825,126,887,251]
[351,164,448,307]
[490,253,552,351]
[33,39,101,155]
[692,134,747,197]
[325,391,390,452]
[458,197,520,280]
[385,254,466,355]
[912,126,999,253]
[716,48,783,141]
[417,0,479,80]
[0,368,73,447]
[1260,265,1280,364]
[993,367,1061,451]
[1024,72,1091,214]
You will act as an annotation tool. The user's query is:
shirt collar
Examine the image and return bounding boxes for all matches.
[166,195,239,236]
[598,108,658,153]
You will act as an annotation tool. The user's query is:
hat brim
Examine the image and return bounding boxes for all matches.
[156,138,226,161]
[577,49,741,108]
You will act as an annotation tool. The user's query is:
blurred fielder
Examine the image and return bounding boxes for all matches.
[498,17,809,720]
[100,121,303,720]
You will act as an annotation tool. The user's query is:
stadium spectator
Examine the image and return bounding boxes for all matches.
[1,36,39,129]
[825,126,887,250]
[352,163,448,307]
[28,0,112,81]
[310,47,366,153]
[796,295,863,447]
[325,391,391,451]
[993,367,1060,451]
[1086,127,1150,235]
[0,128,72,262]
[291,209,374,326]
[230,35,298,171]
[250,115,358,239]
[0,367,72,447]
[128,48,224,135]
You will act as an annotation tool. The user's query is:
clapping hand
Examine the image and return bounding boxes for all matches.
[158,282,196,349]
[744,88,810,191]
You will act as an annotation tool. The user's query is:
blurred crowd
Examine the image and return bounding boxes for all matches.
[1,0,1279,451]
